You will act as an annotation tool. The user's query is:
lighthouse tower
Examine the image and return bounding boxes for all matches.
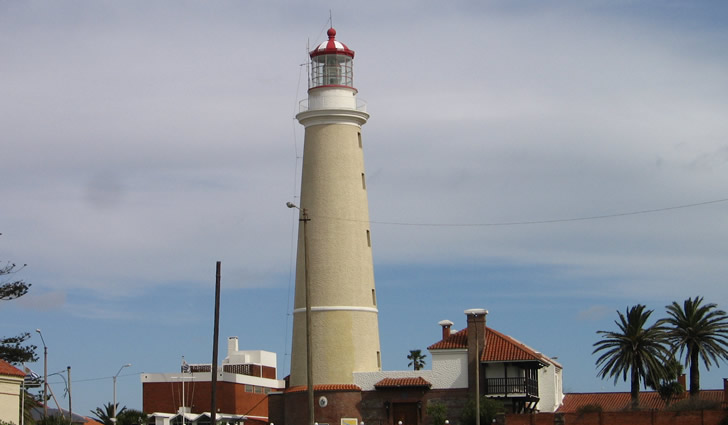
[290,28,381,387]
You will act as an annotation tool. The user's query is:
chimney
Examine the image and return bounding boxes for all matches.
[228,336,239,356]
[723,378,728,404]
[678,374,686,391]
[439,320,454,340]
[465,308,488,398]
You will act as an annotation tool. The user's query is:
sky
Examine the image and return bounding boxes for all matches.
[2,0,728,417]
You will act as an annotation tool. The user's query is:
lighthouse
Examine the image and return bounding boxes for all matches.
[290,28,381,387]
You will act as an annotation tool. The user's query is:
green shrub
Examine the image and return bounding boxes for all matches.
[426,401,448,425]
[460,396,504,425]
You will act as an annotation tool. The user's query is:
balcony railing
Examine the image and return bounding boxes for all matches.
[484,377,538,397]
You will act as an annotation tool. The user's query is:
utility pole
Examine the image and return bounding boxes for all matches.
[211,261,221,425]
[67,366,72,420]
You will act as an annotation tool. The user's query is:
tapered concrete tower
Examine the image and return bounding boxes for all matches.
[290,28,381,387]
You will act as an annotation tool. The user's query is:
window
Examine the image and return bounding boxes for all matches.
[310,54,353,88]
[366,230,371,247]
[361,173,366,190]
[245,385,253,393]
[358,132,362,148]
[377,351,381,369]
[372,289,376,306]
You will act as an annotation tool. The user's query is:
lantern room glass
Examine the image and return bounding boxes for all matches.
[310,54,353,88]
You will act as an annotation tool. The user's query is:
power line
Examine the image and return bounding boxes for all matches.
[66,371,137,384]
[317,197,728,227]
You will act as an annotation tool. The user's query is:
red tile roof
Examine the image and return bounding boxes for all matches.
[374,377,432,389]
[428,328,468,350]
[0,359,25,377]
[285,384,361,393]
[558,391,726,412]
[427,327,555,365]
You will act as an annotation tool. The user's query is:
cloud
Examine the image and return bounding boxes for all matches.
[3,1,728,416]
[578,305,612,321]
[16,290,67,311]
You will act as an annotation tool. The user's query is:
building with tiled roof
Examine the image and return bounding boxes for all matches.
[0,359,25,425]
[374,377,433,389]
[557,387,727,412]
[269,309,564,425]
[425,313,564,413]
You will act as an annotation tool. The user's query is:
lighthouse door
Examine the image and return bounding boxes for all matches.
[392,403,418,425]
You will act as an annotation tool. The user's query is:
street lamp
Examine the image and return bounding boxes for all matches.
[286,201,314,425]
[35,329,47,418]
[112,364,132,423]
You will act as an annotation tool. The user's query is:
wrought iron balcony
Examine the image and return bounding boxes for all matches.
[484,377,539,397]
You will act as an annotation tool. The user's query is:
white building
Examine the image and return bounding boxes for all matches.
[352,311,564,414]
[0,360,24,425]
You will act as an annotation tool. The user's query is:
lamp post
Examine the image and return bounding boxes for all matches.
[112,364,132,424]
[35,329,47,418]
[286,201,314,425]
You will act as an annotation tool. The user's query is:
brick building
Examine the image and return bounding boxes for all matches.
[142,337,284,423]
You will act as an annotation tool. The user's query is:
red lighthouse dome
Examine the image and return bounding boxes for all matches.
[310,28,355,59]
[309,28,355,89]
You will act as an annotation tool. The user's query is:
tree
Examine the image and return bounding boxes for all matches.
[0,262,30,300]
[0,259,37,364]
[426,401,448,425]
[22,389,39,425]
[459,396,503,425]
[660,296,728,397]
[407,349,427,371]
[593,304,670,410]
[645,356,684,405]
[117,409,147,425]
[91,402,126,425]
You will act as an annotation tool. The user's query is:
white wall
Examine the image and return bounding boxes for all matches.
[223,349,277,368]
[0,375,23,425]
[430,349,468,388]
[482,363,527,379]
[353,349,468,390]
[536,364,563,412]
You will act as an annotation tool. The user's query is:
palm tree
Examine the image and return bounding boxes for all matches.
[407,349,427,371]
[91,402,126,425]
[660,296,728,397]
[593,304,670,410]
